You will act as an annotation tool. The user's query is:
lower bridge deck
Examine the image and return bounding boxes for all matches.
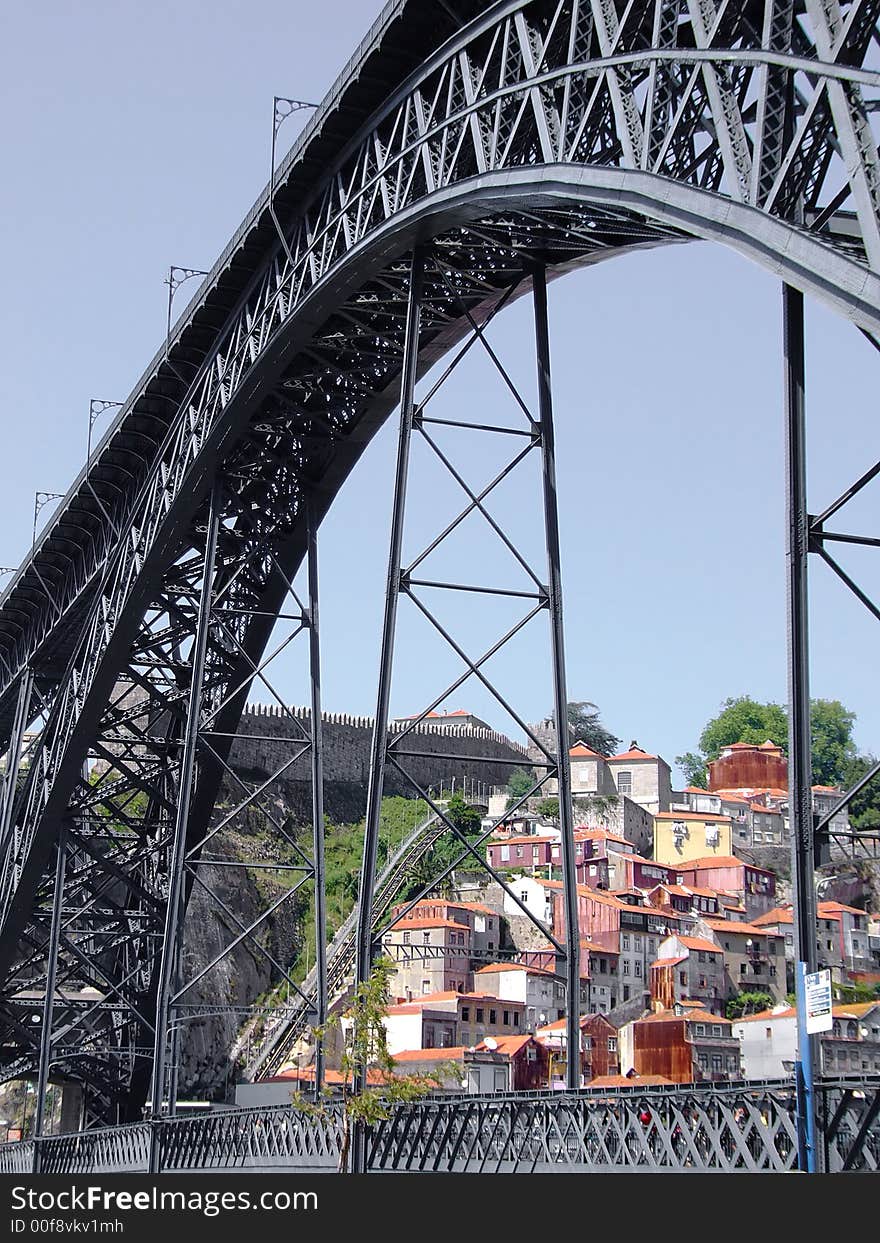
[1,1078,877,1174]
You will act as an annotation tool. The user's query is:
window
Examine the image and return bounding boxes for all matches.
[698,951,706,963]
[740,963,747,974]
[699,976,707,989]
[503,1010,510,1026]
[623,986,630,1002]
[422,980,431,994]
[711,1054,722,1072]
[622,935,630,951]
[520,891,529,904]
[608,1037,617,1052]
[617,771,632,795]
[516,846,524,858]
[424,932,431,943]
[489,1009,497,1025]
[695,1023,706,1036]
[599,959,607,974]
[712,1025,722,1037]
[494,1069,507,1092]
[461,1007,470,1023]
[766,1027,772,1040]
[513,1012,519,1028]
[727,1056,737,1071]
[634,961,642,978]
[403,931,410,944]
[476,1008,484,1023]
[501,845,510,862]
[697,1053,708,1069]
[679,972,687,986]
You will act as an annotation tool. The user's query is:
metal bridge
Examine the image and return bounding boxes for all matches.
[1,0,880,1173]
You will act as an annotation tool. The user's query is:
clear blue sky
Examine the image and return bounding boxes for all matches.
[1,1,878,782]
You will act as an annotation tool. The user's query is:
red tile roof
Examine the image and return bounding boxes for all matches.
[569,744,606,758]
[385,918,470,932]
[609,749,659,762]
[818,901,865,917]
[752,907,794,926]
[651,956,687,968]
[477,1034,534,1056]
[391,1047,470,1063]
[676,936,722,954]
[475,963,552,977]
[703,919,775,938]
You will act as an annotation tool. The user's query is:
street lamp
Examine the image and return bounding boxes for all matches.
[269,97,317,265]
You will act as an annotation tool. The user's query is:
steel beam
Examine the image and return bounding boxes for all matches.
[306,494,327,1096]
[31,824,67,1170]
[352,247,424,1173]
[149,487,221,1169]
[533,264,580,1090]
[0,669,34,856]
[783,282,821,1174]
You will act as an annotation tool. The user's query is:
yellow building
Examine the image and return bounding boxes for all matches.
[653,810,733,866]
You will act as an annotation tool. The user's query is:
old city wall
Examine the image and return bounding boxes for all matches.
[228,705,531,822]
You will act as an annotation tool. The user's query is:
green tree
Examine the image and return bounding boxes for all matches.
[698,697,788,761]
[725,991,775,1020]
[445,791,482,835]
[536,797,559,821]
[675,751,708,789]
[690,695,871,797]
[292,958,443,1172]
[809,699,858,786]
[565,701,620,757]
[842,754,880,830]
[505,767,534,810]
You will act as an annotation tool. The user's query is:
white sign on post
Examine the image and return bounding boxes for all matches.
[804,968,833,1034]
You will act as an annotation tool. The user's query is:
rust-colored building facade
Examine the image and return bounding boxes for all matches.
[707,741,787,792]
[630,1010,739,1083]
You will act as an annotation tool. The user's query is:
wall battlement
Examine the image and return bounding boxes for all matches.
[228,704,531,809]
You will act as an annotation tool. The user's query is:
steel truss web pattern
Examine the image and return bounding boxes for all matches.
[0,0,878,1154]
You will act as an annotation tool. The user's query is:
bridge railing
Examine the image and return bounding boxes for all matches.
[0,1103,345,1175]
[0,1079,876,1174]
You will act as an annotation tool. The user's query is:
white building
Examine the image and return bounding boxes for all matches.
[732,1006,798,1079]
[474,963,565,1029]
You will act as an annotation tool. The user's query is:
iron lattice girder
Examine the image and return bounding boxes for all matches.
[1,0,880,1121]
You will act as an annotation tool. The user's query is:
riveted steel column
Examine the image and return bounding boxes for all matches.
[31,824,67,1171]
[784,283,821,1173]
[352,247,424,1172]
[533,265,580,1089]
[149,486,221,1171]
[306,493,327,1097]
[0,669,34,855]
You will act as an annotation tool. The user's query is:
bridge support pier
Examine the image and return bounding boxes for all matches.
[784,283,821,1173]
[149,485,222,1170]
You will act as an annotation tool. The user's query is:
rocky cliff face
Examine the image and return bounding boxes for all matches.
[177,794,310,1100]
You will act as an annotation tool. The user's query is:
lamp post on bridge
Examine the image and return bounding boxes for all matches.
[87,399,123,465]
[269,97,317,267]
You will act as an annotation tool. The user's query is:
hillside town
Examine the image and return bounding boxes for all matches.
[251,730,880,1101]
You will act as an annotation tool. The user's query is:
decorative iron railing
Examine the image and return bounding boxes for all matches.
[1,1078,877,1174]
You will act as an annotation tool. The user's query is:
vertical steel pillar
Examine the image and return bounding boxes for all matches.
[783,283,820,1173]
[306,494,327,1097]
[533,265,580,1089]
[351,247,424,1172]
[0,669,34,853]
[31,825,67,1170]
[149,486,221,1171]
